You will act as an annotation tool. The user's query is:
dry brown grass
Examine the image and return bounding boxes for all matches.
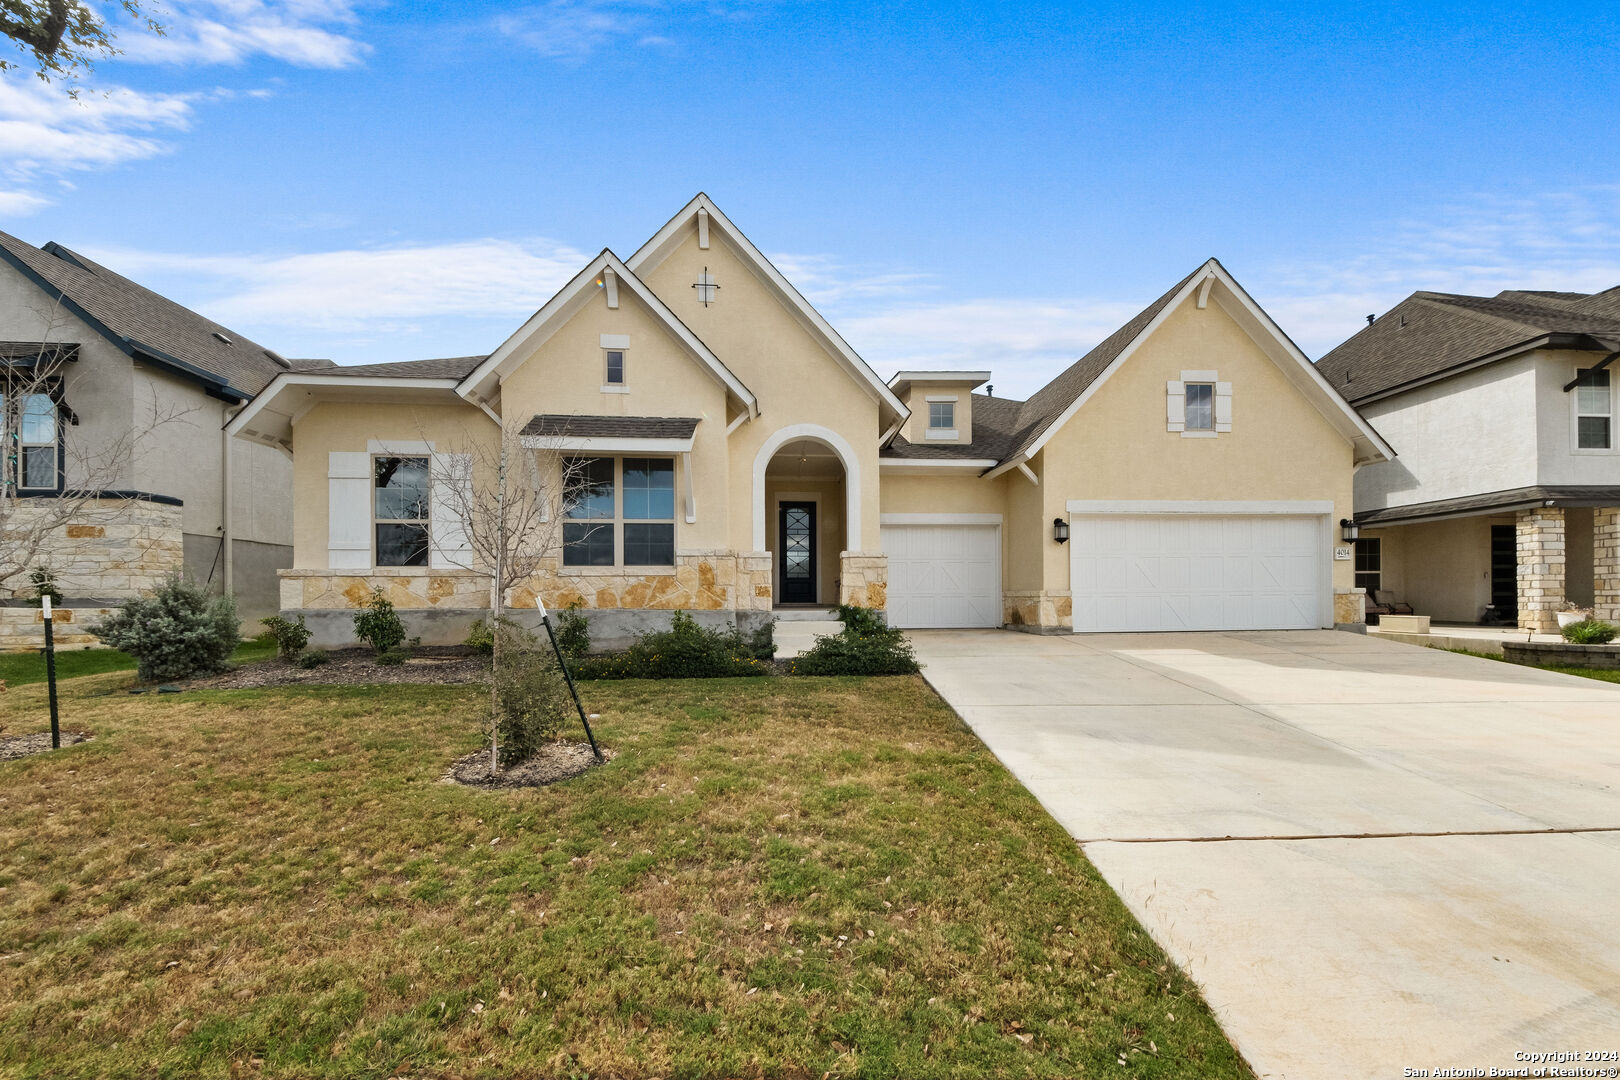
[0,671,1252,1079]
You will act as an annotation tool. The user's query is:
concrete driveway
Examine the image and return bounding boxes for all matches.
[910,629,1620,1080]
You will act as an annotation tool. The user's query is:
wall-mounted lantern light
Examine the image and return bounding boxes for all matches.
[1053,517,1070,544]
[1340,518,1359,543]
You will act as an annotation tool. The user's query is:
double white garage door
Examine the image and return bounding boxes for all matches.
[882,513,1326,632]
[1070,513,1325,632]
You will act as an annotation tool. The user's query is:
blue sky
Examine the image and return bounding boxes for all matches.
[3,0,1620,397]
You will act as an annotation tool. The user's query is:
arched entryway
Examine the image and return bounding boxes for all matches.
[753,425,859,607]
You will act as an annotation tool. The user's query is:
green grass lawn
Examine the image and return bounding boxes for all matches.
[0,669,1251,1080]
[1446,647,1620,684]
[0,638,278,687]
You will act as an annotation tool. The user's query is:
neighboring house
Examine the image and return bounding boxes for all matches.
[1317,287,1620,632]
[0,231,313,648]
[229,194,1389,647]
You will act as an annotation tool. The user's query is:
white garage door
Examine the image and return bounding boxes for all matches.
[1070,514,1324,632]
[882,524,1001,628]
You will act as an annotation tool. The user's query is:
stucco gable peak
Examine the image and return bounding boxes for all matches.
[988,259,1391,474]
[626,193,908,423]
[456,247,756,417]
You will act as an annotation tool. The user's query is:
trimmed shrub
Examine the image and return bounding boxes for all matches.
[375,648,410,666]
[464,618,495,656]
[260,614,313,660]
[1562,619,1618,645]
[353,588,407,654]
[571,610,771,680]
[554,600,591,658]
[493,622,572,766]
[791,605,919,676]
[90,576,241,682]
[296,649,331,669]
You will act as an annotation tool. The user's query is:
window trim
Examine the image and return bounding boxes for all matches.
[561,454,677,570]
[371,453,431,567]
[1572,364,1614,453]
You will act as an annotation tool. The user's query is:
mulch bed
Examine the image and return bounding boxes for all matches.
[444,739,615,789]
[0,731,93,761]
[190,647,488,690]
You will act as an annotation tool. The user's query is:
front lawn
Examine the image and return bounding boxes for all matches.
[1447,647,1620,684]
[0,672,1251,1079]
[0,638,278,687]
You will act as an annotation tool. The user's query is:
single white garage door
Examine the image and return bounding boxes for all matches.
[882,524,1001,628]
[1070,514,1324,632]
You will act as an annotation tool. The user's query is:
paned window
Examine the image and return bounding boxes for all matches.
[1576,367,1611,450]
[374,455,430,566]
[563,456,675,567]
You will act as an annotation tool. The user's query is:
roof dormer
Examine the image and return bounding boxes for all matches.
[888,370,991,446]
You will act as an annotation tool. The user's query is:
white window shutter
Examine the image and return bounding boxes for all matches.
[1166,380,1186,432]
[430,452,475,570]
[328,452,372,568]
[1215,381,1233,432]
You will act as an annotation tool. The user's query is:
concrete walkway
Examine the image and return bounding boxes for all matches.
[910,629,1620,1080]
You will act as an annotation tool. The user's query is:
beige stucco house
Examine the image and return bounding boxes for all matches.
[1317,286,1620,632]
[1,231,311,649]
[230,195,1390,647]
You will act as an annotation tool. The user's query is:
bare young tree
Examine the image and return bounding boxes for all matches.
[2,297,195,602]
[429,414,595,775]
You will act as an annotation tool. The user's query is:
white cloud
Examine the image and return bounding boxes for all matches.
[1252,186,1620,357]
[84,238,594,333]
[0,78,196,176]
[767,252,932,305]
[840,298,1144,400]
[0,189,53,217]
[121,1,370,68]
[497,0,772,62]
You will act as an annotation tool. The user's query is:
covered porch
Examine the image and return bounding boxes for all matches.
[1358,490,1620,633]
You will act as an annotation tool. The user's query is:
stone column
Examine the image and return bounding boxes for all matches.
[838,552,888,611]
[1595,507,1620,623]
[1515,507,1566,633]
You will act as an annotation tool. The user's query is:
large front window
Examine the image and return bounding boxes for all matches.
[562,456,675,567]
[374,455,430,566]
[1576,367,1612,450]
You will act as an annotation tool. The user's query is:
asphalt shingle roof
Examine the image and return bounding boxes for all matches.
[326,356,488,379]
[880,393,1029,461]
[520,415,700,440]
[1316,287,1620,404]
[0,231,289,397]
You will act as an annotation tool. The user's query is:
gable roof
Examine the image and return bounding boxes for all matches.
[0,230,289,400]
[1316,287,1620,405]
[457,248,756,416]
[626,193,909,424]
[976,259,1392,472]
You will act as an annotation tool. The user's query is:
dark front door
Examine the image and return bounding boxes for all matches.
[779,501,817,604]
[1490,524,1517,621]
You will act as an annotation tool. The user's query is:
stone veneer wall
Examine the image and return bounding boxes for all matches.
[1003,590,1071,632]
[0,498,184,651]
[837,553,887,610]
[279,551,777,648]
[1515,506,1566,634]
[1333,587,1366,627]
[1595,507,1620,624]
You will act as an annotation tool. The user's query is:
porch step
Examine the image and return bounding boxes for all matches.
[773,619,844,658]
[773,607,838,621]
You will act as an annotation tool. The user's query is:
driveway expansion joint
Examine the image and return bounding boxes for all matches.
[1077,825,1620,844]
